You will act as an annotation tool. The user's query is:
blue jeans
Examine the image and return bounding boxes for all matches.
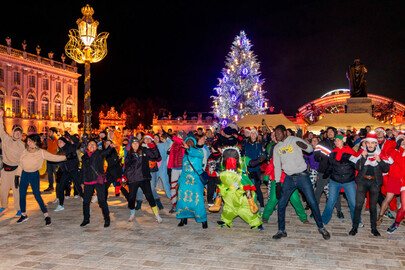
[19,171,47,214]
[322,180,356,224]
[136,171,159,200]
[277,172,324,231]
[158,165,171,199]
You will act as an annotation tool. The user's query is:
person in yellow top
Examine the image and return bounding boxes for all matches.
[17,134,66,226]
[0,109,25,217]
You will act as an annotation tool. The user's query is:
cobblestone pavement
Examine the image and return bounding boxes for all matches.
[0,177,404,270]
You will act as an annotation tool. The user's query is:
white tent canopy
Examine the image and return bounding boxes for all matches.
[237,114,299,129]
[307,113,392,132]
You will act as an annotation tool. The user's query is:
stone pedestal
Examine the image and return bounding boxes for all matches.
[346,97,373,114]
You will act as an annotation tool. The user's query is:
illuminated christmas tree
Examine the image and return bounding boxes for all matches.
[212,31,268,125]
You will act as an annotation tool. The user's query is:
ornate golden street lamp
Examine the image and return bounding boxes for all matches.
[65,4,109,136]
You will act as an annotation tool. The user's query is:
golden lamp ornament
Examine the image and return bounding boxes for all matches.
[65,4,109,63]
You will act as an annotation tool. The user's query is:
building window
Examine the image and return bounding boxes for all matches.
[56,81,61,92]
[0,69,4,82]
[41,97,49,117]
[29,75,35,88]
[66,100,73,119]
[27,125,36,135]
[43,78,49,90]
[0,90,4,109]
[12,92,21,114]
[68,84,72,95]
[27,94,36,115]
[14,72,21,85]
[55,99,61,118]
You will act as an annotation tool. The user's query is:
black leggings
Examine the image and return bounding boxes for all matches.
[83,183,109,222]
[57,169,82,206]
[249,171,264,207]
[353,177,380,229]
[128,180,156,210]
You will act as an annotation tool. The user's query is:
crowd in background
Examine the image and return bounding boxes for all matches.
[0,109,404,239]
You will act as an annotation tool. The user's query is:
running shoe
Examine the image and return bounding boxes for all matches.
[17,215,29,224]
[387,223,398,234]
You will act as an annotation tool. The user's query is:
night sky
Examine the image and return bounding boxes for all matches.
[2,0,405,116]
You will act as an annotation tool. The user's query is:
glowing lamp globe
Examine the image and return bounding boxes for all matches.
[76,4,99,47]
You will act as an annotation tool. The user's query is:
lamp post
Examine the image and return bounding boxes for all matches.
[65,4,109,136]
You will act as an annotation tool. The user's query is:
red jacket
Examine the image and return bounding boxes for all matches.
[167,136,185,169]
[389,148,405,179]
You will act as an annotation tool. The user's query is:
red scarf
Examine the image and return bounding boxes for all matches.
[86,150,95,158]
[332,146,358,161]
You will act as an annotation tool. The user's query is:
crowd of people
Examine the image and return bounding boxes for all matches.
[0,108,404,240]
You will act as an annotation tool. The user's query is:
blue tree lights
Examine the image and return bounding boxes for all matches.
[212,31,268,125]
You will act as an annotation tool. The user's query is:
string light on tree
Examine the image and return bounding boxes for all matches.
[211,31,268,124]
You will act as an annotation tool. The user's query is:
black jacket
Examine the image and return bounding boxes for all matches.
[324,152,355,184]
[105,147,122,180]
[314,138,335,173]
[58,134,80,172]
[124,146,160,183]
[80,147,114,184]
[355,156,390,186]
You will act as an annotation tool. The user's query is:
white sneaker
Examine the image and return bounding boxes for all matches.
[52,198,59,204]
[91,196,98,203]
[65,196,70,200]
[128,214,135,222]
[74,195,79,199]
[155,214,163,224]
[54,205,64,212]
[359,222,365,228]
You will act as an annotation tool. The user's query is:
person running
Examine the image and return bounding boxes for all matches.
[17,134,66,225]
[349,133,390,237]
[272,125,330,240]
[125,137,162,223]
[0,109,25,217]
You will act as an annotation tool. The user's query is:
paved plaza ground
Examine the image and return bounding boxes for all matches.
[0,176,404,270]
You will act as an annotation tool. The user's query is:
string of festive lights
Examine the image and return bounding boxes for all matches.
[211,31,268,126]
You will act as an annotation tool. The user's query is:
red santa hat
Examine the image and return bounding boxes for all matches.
[250,128,258,136]
[144,133,154,141]
[363,132,378,143]
[374,127,386,134]
[396,133,405,142]
[244,127,251,134]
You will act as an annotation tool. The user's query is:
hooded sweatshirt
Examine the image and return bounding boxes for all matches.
[0,118,25,166]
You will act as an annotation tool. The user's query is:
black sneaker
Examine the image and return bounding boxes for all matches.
[371,228,381,237]
[104,218,110,228]
[318,227,331,240]
[349,227,357,235]
[43,187,54,192]
[337,211,344,219]
[17,215,29,224]
[169,206,176,213]
[45,216,51,226]
[80,220,90,227]
[272,231,287,240]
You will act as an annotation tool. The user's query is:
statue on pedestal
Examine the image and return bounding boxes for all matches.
[346,59,368,97]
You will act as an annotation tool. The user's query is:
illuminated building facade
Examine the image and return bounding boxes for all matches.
[297,89,405,125]
[0,38,80,134]
[99,107,127,131]
[151,112,218,133]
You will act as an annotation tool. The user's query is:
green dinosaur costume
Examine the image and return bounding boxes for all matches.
[218,150,262,229]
